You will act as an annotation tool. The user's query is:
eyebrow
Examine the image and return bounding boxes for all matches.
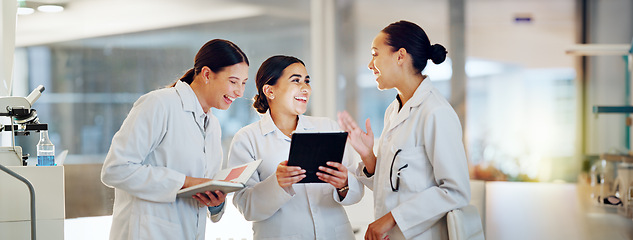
[229,76,247,81]
[288,74,303,79]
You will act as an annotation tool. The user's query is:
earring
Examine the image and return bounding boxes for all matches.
[269,95,275,100]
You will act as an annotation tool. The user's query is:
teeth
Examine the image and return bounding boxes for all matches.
[295,96,307,101]
[227,96,235,101]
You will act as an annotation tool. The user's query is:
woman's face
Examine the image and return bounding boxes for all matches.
[368,32,399,90]
[267,62,311,116]
[208,62,249,110]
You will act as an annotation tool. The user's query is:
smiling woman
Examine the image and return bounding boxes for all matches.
[100,39,250,240]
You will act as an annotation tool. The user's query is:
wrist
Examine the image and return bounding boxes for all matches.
[337,185,349,193]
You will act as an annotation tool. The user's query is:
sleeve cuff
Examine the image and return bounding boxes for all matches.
[208,201,225,216]
[362,167,374,177]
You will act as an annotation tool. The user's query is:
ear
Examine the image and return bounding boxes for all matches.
[263,84,274,99]
[396,48,407,65]
[201,66,214,82]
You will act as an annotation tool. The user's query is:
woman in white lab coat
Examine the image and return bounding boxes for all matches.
[337,21,471,240]
[228,55,364,239]
[101,39,249,240]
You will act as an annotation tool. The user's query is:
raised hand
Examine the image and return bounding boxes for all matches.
[337,111,377,173]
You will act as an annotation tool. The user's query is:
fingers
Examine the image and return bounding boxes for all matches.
[337,111,359,132]
[316,162,348,188]
[365,118,373,136]
[277,161,305,176]
[193,190,226,207]
[276,161,306,188]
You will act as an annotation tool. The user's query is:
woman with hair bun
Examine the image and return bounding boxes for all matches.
[228,55,364,239]
[101,39,249,240]
[338,20,471,240]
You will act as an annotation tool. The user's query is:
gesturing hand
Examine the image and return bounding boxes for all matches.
[337,111,377,172]
[276,160,306,188]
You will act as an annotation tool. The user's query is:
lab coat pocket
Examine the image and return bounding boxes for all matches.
[392,146,429,192]
[138,214,181,240]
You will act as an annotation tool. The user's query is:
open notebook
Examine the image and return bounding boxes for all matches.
[177,159,262,198]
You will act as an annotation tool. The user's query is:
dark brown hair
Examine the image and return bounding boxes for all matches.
[253,55,305,114]
[171,39,249,87]
[382,20,447,72]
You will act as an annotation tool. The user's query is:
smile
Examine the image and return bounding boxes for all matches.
[294,96,307,102]
[225,95,236,103]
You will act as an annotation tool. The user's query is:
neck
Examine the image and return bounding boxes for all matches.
[396,73,425,106]
[189,77,211,113]
[269,109,298,136]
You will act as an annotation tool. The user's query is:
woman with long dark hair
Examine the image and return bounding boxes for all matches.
[101,39,249,240]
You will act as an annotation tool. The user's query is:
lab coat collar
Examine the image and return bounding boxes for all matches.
[174,80,209,130]
[386,76,434,132]
[259,111,315,138]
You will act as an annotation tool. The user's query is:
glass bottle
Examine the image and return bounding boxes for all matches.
[590,159,616,204]
[37,130,55,166]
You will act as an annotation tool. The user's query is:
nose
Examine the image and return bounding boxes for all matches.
[300,82,311,94]
[235,84,245,98]
[368,59,374,71]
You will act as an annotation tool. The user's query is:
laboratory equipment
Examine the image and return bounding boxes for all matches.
[36,130,55,166]
[0,85,48,166]
[589,157,617,205]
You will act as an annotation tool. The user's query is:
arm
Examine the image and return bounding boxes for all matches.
[101,93,186,203]
[228,132,303,222]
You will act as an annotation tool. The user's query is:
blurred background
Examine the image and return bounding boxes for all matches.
[2,0,633,239]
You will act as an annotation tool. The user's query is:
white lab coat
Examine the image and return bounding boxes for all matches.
[101,81,225,240]
[355,78,471,240]
[228,111,364,240]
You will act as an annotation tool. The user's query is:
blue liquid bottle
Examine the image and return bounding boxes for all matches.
[37,130,55,166]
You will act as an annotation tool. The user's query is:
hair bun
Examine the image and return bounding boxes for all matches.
[252,94,269,114]
[429,44,447,65]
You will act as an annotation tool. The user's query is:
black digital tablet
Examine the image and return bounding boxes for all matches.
[287,131,348,183]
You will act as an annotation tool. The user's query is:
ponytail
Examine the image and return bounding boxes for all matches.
[170,68,195,87]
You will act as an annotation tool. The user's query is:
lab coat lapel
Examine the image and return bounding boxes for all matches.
[174,81,206,136]
[259,111,277,137]
[384,78,433,134]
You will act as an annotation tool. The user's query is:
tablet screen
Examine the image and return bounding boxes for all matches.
[287,131,348,183]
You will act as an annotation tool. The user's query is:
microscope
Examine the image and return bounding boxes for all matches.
[0,85,48,166]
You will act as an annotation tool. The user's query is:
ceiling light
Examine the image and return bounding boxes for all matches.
[37,5,64,13]
[17,7,35,15]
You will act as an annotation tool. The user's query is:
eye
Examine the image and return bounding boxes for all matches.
[230,80,237,84]
[305,79,310,84]
[291,78,300,83]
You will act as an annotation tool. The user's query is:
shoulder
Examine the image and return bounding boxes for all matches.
[232,119,262,142]
[134,87,178,109]
[418,90,460,124]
